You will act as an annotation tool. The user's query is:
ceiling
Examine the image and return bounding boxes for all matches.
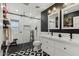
[6,3,54,19]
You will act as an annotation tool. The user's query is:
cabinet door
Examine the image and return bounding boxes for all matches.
[54,40,70,56]
[43,39,54,55]
[55,47,69,56]
[65,43,79,56]
[40,37,55,56]
[47,39,55,56]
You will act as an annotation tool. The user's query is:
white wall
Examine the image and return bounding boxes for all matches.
[8,14,41,44]
[8,14,21,43]
[19,17,40,44]
[3,3,41,44]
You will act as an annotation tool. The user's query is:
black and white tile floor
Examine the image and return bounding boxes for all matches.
[8,49,49,56]
[7,42,49,56]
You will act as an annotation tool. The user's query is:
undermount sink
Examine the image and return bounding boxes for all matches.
[61,37,71,41]
[52,36,71,42]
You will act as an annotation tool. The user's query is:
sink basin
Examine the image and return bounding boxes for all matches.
[52,36,71,42]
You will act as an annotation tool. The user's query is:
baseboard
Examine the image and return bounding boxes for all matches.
[17,42,32,45]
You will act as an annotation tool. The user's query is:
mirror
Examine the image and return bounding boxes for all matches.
[62,4,79,29]
[48,10,60,30]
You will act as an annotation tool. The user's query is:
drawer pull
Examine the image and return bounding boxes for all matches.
[64,47,66,50]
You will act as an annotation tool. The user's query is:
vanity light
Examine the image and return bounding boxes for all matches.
[48,10,52,14]
[53,7,56,11]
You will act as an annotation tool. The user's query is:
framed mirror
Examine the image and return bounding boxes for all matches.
[48,10,60,30]
[62,4,79,29]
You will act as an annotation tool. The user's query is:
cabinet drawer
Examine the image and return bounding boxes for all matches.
[55,41,71,56]
[55,47,70,56]
[43,40,54,55]
[65,43,79,56]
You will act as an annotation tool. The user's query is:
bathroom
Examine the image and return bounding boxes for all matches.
[0,3,79,56]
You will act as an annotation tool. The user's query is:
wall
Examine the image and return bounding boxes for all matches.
[8,14,41,44]
[20,17,41,41]
[0,4,3,55]
[6,3,41,44]
[8,14,21,43]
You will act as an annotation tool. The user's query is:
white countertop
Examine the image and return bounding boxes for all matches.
[40,35,79,46]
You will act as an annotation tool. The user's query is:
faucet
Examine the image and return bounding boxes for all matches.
[70,33,72,39]
[51,32,53,36]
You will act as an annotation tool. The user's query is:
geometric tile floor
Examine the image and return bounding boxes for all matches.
[8,49,49,56]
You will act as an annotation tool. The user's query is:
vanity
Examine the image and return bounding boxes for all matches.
[40,3,79,56]
[39,33,79,56]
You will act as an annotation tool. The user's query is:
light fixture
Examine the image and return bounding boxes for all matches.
[48,10,52,14]
[53,7,56,11]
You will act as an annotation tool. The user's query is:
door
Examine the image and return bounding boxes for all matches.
[22,25,30,43]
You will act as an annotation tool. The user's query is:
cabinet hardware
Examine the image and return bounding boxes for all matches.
[70,33,72,39]
[64,47,66,50]
[51,32,53,36]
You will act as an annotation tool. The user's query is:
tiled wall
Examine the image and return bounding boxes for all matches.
[8,13,41,44]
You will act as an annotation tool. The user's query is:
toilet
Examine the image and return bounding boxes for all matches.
[33,41,42,52]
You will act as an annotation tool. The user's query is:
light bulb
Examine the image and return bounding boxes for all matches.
[48,10,52,14]
[53,7,56,11]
